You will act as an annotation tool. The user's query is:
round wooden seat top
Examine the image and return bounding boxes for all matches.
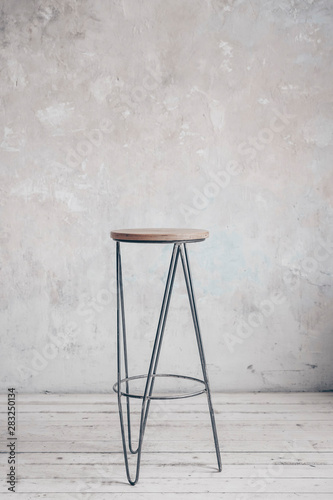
[110,228,209,242]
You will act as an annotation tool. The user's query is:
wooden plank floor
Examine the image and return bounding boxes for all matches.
[1,392,333,498]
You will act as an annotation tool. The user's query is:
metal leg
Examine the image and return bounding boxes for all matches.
[179,243,222,472]
[116,242,180,485]
[116,242,137,454]
[141,244,180,434]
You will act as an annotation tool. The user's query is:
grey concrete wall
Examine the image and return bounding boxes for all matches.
[1,0,332,393]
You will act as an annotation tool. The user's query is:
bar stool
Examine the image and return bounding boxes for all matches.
[110,228,222,485]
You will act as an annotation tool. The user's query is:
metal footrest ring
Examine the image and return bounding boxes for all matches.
[113,373,207,400]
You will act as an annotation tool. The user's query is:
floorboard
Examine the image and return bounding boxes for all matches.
[0,392,332,497]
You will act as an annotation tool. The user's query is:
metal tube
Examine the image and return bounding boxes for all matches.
[141,244,180,432]
[116,243,135,483]
[180,243,222,472]
[115,242,180,485]
[117,242,137,454]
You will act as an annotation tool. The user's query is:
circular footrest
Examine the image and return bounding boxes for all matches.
[113,373,207,400]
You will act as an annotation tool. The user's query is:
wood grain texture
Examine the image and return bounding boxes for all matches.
[0,393,332,497]
[110,228,209,242]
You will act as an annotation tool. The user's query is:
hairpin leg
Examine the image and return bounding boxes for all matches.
[179,243,222,472]
[116,242,180,485]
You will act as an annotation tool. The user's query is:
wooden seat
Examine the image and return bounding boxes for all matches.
[110,228,209,242]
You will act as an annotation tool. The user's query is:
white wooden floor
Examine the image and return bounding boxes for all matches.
[1,392,333,499]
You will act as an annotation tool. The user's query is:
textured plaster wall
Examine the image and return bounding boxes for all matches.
[1,0,333,393]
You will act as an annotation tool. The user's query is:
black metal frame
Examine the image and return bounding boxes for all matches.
[115,241,222,485]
